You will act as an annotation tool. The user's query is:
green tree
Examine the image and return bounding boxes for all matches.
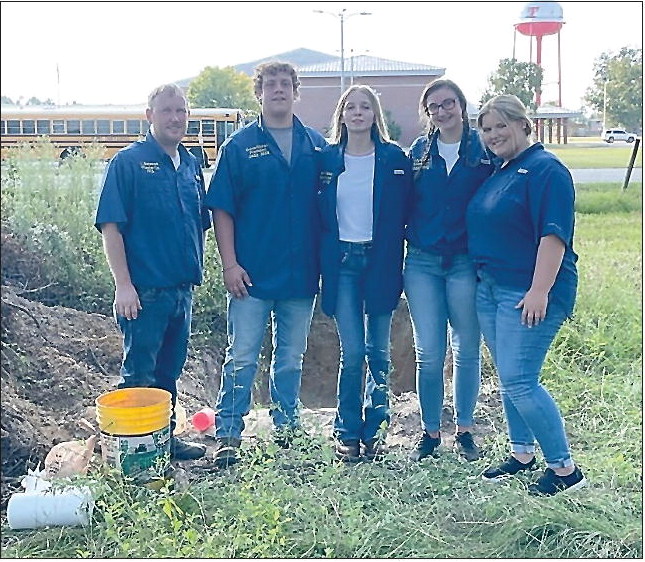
[187,66,259,113]
[585,47,642,131]
[383,109,401,142]
[480,58,543,110]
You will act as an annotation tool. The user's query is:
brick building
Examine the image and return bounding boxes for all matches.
[179,48,445,147]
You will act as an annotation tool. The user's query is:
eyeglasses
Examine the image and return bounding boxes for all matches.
[427,98,457,115]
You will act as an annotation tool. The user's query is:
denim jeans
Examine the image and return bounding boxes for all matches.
[215,294,315,439]
[116,285,193,430]
[403,248,481,433]
[333,241,393,444]
[476,271,573,468]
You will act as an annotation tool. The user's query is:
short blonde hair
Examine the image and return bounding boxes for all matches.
[147,84,187,109]
[329,85,390,144]
[477,94,533,136]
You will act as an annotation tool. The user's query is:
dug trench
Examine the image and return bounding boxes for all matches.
[1,282,501,513]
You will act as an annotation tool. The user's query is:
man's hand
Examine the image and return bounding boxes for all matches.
[223,264,252,299]
[114,282,142,320]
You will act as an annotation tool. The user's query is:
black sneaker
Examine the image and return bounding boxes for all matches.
[335,440,361,463]
[454,431,481,461]
[171,437,206,461]
[528,466,587,496]
[211,437,242,468]
[362,440,386,461]
[482,455,537,482]
[409,432,441,461]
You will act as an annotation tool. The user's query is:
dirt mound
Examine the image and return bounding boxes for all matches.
[1,282,501,511]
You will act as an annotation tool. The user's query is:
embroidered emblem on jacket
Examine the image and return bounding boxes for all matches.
[246,144,270,159]
[141,161,160,173]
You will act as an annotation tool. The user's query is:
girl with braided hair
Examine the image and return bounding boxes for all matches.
[404,79,493,462]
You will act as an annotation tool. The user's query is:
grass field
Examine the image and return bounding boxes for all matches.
[1,178,642,558]
[548,145,643,169]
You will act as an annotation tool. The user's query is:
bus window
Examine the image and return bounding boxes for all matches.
[226,121,236,137]
[216,121,226,147]
[82,120,96,134]
[97,120,110,134]
[53,120,65,134]
[202,119,215,136]
[126,120,140,134]
[112,120,125,134]
[187,120,200,135]
[0,120,5,135]
[22,120,36,134]
[141,120,150,134]
[67,120,81,134]
[37,120,51,134]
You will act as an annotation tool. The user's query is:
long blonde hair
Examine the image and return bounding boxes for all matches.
[329,85,390,144]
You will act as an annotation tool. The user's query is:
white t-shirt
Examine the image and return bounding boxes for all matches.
[336,152,375,242]
[170,152,181,170]
[437,138,460,174]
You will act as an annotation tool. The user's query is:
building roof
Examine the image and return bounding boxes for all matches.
[298,54,444,77]
[175,48,444,87]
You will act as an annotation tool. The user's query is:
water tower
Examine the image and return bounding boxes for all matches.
[514,1,564,108]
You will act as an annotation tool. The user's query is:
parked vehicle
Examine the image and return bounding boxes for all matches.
[602,129,638,143]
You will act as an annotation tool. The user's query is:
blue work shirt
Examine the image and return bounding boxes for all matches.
[466,143,578,316]
[406,126,493,255]
[205,115,327,300]
[317,137,413,316]
[95,131,211,289]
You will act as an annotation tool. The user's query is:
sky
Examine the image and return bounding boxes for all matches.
[1,1,642,111]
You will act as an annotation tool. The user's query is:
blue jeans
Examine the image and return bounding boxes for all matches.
[476,271,573,469]
[215,294,315,440]
[333,242,393,444]
[116,285,193,430]
[403,248,481,433]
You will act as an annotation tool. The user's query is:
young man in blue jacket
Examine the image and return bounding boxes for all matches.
[95,84,211,461]
[205,62,326,466]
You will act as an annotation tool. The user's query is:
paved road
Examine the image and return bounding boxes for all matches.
[571,168,642,184]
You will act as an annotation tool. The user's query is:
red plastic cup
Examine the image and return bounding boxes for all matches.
[191,407,216,432]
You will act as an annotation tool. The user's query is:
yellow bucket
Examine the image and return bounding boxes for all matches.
[96,388,172,482]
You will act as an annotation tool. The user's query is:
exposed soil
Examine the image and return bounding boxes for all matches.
[1,238,502,512]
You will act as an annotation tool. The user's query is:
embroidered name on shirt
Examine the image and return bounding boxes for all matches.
[518,168,528,174]
[412,157,430,172]
[319,171,333,185]
[246,144,270,159]
[141,161,160,173]
[481,159,491,164]
[394,169,405,175]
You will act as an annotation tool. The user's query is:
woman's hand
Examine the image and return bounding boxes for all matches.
[515,289,548,327]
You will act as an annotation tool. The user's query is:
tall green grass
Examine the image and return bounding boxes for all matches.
[1,143,642,558]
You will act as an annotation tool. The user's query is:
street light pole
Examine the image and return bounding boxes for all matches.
[602,80,608,131]
[314,8,371,94]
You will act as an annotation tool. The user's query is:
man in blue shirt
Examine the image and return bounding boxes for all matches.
[205,62,326,466]
[95,84,212,461]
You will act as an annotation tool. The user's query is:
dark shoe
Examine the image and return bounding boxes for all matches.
[211,437,242,468]
[528,466,587,496]
[482,455,537,482]
[171,437,206,461]
[454,431,481,461]
[409,432,441,461]
[363,440,386,461]
[335,440,361,463]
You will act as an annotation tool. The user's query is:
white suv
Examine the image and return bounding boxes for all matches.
[602,129,638,143]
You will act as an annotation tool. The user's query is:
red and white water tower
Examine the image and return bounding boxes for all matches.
[514,1,564,108]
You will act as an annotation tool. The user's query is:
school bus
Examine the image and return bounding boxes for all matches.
[0,104,243,166]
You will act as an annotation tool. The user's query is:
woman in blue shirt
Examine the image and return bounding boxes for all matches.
[467,94,586,496]
[317,85,412,462]
[405,80,493,462]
